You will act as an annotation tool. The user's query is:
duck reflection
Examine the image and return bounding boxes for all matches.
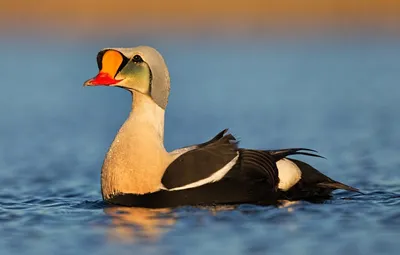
[104,206,175,243]
[278,200,299,212]
[104,202,299,242]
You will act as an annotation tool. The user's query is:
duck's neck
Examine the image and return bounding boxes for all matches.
[101,91,172,199]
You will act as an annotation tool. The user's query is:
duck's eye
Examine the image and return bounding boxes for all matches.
[132,55,143,63]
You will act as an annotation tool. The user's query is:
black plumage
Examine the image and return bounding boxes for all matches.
[162,133,238,189]
[280,158,360,200]
[108,129,359,208]
[108,180,279,208]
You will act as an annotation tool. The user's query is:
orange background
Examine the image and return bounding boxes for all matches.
[1,0,399,38]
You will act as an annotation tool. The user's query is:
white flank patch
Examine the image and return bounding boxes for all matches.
[276,159,302,191]
[167,153,239,191]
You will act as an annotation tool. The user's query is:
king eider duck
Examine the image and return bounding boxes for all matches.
[83,46,359,208]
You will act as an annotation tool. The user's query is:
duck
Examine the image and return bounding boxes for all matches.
[83,46,359,208]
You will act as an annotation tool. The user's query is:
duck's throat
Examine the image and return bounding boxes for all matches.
[101,91,171,199]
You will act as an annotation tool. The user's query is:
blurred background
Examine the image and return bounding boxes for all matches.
[1,0,400,38]
[0,1,399,255]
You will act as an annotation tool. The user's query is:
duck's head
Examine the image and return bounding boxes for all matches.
[84,46,170,109]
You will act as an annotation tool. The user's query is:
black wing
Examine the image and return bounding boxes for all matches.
[230,149,280,191]
[267,148,325,161]
[163,130,358,199]
[162,131,239,189]
[169,129,229,156]
[196,129,229,148]
[162,130,281,191]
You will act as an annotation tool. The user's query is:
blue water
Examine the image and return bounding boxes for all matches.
[0,35,399,254]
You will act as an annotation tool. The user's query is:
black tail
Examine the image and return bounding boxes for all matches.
[278,158,360,200]
[316,182,360,193]
[289,158,359,191]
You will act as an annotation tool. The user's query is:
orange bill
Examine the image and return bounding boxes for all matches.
[84,50,124,86]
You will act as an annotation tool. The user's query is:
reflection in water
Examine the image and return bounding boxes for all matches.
[104,204,273,243]
[278,200,300,213]
[104,207,175,243]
